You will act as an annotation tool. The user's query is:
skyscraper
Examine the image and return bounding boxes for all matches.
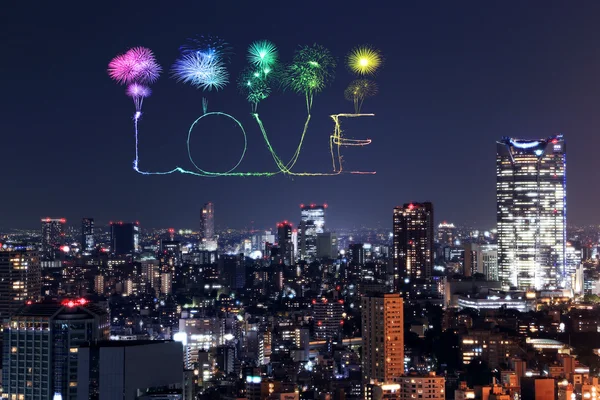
[81,217,94,253]
[437,221,456,246]
[41,218,66,260]
[392,202,434,290]
[0,244,41,320]
[277,221,294,266]
[361,293,404,383]
[110,222,140,256]
[2,299,109,400]
[298,204,326,261]
[200,202,215,241]
[496,135,566,290]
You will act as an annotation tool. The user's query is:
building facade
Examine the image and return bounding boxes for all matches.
[393,203,434,291]
[0,244,41,320]
[298,204,326,262]
[110,222,140,256]
[277,221,294,266]
[2,300,109,400]
[200,202,215,241]
[41,218,66,260]
[496,135,566,290]
[361,293,404,383]
[81,218,94,254]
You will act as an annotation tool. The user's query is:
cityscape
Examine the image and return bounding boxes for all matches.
[4,2,600,400]
[1,134,600,399]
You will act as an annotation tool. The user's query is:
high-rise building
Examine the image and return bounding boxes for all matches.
[110,222,140,256]
[81,218,94,254]
[313,297,344,341]
[497,135,566,290]
[437,221,456,246]
[200,202,215,241]
[41,218,66,260]
[361,293,404,383]
[76,340,183,400]
[393,202,434,290]
[298,204,326,261]
[463,243,498,280]
[316,232,338,259]
[277,221,294,266]
[0,244,41,320]
[2,299,109,400]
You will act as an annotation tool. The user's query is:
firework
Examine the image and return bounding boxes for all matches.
[283,44,336,111]
[344,79,378,113]
[248,40,278,71]
[126,47,162,84]
[108,47,162,84]
[171,52,229,91]
[180,35,232,62]
[126,83,151,112]
[108,54,138,84]
[346,46,382,76]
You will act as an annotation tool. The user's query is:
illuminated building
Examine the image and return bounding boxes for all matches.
[361,293,404,383]
[277,221,294,266]
[313,298,344,341]
[348,243,365,265]
[0,244,41,320]
[94,275,104,295]
[397,373,445,400]
[437,221,456,246]
[141,254,159,295]
[199,202,215,241]
[393,202,434,291]
[2,299,109,400]
[496,135,566,290]
[76,340,183,400]
[463,243,498,280]
[298,204,326,261]
[81,218,94,254]
[460,330,517,368]
[110,222,140,256]
[41,218,66,260]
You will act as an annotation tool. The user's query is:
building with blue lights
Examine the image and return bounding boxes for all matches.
[496,135,567,290]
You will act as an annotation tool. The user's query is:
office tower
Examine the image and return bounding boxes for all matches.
[348,243,366,265]
[277,221,294,266]
[316,232,338,259]
[463,243,499,280]
[0,244,41,320]
[298,204,326,261]
[251,231,275,253]
[361,293,404,383]
[393,202,434,290]
[77,341,183,400]
[437,221,456,245]
[41,218,66,260]
[110,222,140,256]
[199,202,215,241]
[2,299,109,400]
[81,218,94,253]
[497,135,566,290]
[141,254,160,294]
[313,298,344,341]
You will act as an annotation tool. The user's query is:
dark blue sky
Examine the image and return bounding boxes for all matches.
[2,2,599,230]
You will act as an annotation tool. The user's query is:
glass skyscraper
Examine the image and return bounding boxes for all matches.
[496,135,566,290]
[199,202,215,241]
[298,204,326,261]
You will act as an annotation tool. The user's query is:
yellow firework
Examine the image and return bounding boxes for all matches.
[346,46,382,75]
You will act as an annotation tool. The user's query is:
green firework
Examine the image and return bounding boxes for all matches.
[248,40,278,70]
[283,44,336,111]
[344,79,378,113]
[238,67,272,112]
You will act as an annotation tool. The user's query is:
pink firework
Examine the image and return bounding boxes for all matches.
[126,83,151,112]
[126,47,162,84]
[108,47,162,85]
[108,53,138,84]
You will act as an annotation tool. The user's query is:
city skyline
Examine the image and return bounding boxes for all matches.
[2,2,600,230]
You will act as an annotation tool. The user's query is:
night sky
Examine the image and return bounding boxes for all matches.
[2,2,600,230]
